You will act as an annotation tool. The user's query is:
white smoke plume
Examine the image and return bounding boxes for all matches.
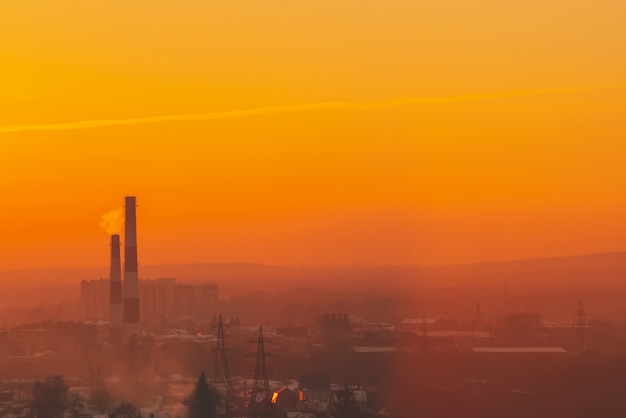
[100,207,124,235]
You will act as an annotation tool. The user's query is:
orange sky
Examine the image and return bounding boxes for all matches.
[1,1,626,269]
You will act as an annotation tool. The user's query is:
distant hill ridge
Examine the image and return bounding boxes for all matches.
[0,252,625,308]
[2,251,626,286]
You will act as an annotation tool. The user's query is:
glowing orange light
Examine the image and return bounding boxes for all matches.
[299,390,304,401]
[271,392,279,404]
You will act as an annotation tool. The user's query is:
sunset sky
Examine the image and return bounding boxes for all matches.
[1,1,625,269]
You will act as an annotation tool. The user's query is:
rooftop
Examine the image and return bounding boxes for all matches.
[471,347,567,353]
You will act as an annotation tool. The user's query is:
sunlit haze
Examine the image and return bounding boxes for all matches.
[2,1,626,270]
[4,4,626,418]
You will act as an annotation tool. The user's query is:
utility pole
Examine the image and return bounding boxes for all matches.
[574,298,587,351]
[420,315,429,352]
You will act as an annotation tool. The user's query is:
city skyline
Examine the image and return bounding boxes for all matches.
[2,3,626,416]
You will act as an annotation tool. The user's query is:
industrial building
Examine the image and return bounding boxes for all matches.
[80,277,219,330]
[78,197,219,340]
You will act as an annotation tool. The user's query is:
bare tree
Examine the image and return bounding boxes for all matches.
[83,346,111,413]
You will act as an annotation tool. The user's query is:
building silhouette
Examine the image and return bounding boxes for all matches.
[80,278,219,330]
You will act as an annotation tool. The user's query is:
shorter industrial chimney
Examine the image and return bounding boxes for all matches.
[109,234,123,344]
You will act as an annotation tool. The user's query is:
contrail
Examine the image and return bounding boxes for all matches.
[1,85,623,133]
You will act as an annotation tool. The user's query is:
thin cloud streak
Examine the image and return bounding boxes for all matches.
[1,85,623,134]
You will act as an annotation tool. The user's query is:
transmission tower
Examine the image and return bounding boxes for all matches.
[248,326,272,418]
[573,298,587,350]
[211,314,232,390]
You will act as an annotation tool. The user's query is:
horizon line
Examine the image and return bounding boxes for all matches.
[2,250,625,272]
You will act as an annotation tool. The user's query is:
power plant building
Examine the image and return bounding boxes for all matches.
[78,196,219,338]
[80,279,109,320]
[140,278,177,330]
[80,278,219,329]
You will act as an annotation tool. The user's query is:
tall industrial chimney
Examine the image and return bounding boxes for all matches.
[109,234,123,343]
[123,196,140,339]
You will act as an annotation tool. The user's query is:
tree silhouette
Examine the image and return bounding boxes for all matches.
[187,371,220,418]
[333,385,363,418]
[90,387,111,414]
[110,402,138,418]
[31,375,70,418]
